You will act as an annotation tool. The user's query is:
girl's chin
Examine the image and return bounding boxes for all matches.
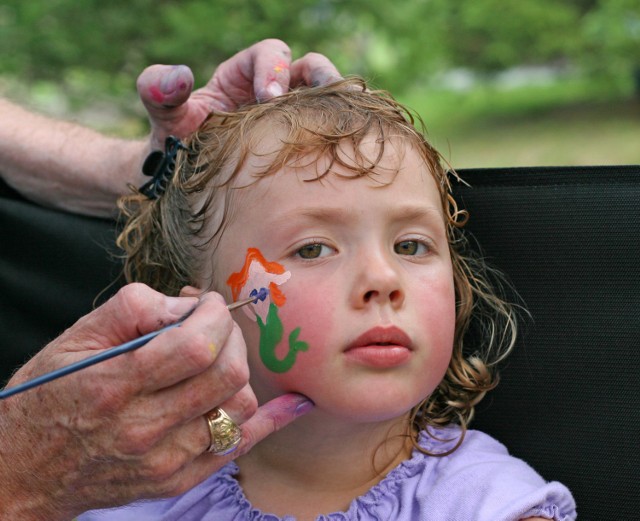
[254,375,431,422]
[297,395,417,424]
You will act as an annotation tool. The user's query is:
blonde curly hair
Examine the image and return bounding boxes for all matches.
[118,77,518,456]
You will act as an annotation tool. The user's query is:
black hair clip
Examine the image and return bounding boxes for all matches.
[139,136,186,199]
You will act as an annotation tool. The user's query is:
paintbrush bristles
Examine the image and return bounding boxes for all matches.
[226,287,269,311]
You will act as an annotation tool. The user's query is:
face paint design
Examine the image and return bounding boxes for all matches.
[227,248,308,373]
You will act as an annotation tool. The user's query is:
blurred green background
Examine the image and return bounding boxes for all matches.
[1,0,638,168]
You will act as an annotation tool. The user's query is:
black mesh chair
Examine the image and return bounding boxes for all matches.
[1,165,638,520]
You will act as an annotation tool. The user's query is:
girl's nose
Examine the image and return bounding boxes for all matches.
[362,287,404,306]
[350,251,405,309]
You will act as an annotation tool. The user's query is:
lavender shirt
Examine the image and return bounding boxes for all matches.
[79,429,576,521]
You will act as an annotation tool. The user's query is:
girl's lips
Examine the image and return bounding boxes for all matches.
[346,326,413,351]
[344,326,413,368]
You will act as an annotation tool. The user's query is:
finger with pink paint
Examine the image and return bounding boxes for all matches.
[137,64,210,151]
[136,40,291,150]
[137,39,342,150]
[203,39,341,106]
[206,38,293,105]
[136,64,195,108]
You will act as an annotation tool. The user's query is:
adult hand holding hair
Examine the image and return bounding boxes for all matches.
[138,39,341,151]
[0,38,340,216]
[0,284,313,520]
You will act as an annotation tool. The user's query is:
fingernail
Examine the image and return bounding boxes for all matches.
[160,65,192,94]
[294,398,315,416]
[312,73,342,88]
[166,296,198,317]
[266,81,284,98]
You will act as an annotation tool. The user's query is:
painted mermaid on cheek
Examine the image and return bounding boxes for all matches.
[227,248,308,373]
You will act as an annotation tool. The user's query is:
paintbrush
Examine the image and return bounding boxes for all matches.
[0,290,267,400]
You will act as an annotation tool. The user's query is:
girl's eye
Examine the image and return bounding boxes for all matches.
[395,240,428,256]
[297,243,332,259]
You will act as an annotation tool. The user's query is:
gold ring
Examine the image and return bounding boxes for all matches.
[205,408,242,455]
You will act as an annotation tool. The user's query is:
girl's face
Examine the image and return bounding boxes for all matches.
[211,137,456,424]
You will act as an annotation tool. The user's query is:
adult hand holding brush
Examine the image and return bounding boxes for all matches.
[0,284,313,520]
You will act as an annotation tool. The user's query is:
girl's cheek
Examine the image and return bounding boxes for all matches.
[417,273,456,355]
[259,285,337,379]
[280,284,337,346]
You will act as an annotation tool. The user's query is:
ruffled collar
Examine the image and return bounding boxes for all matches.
[208,428,461,521]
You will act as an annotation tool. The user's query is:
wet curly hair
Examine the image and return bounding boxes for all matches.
[118,77,518,456]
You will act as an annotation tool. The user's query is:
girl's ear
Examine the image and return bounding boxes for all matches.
[179,285,203,298]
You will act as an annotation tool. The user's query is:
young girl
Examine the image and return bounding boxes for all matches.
[80,78,576,520]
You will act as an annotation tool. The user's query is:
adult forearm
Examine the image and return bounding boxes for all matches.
[0,98,148,217]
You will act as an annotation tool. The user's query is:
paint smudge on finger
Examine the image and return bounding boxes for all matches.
[148,85,165,104]
[273,61,289,74]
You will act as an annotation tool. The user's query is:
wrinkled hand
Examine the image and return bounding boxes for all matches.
[136,38,341,150]
[0,284,313,521]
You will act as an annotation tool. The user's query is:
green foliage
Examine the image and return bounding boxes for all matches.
[1,0,160,79]
[399,76,640,168]
[422,0,581,70]
[1,0,637,127]
[2,0,637,91]
[577,0,640,83]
